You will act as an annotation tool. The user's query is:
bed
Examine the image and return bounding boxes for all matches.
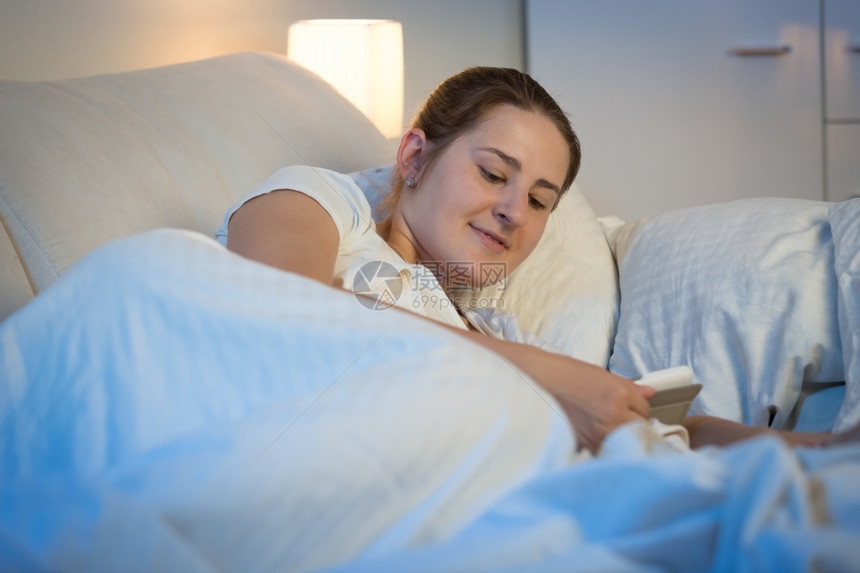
[1,52,859,572]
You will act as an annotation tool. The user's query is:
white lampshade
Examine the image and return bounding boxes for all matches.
[288,19,404,139]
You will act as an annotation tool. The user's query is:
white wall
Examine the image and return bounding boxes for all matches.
[0,0,524,131]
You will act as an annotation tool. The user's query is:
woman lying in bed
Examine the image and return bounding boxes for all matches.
[221,66,852,453]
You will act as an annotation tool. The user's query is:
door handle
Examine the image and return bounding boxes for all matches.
[730,45,792,57]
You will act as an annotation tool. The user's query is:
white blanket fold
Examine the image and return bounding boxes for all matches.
[1,229,573,572]
[2,229,859,573]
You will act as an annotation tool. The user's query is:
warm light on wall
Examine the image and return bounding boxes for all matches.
[288,19,404,139]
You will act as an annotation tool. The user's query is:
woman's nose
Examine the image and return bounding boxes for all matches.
[492,187,528,227]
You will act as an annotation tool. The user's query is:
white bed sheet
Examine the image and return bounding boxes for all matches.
[2,229,859,572]
[0,229,574,572]
[323,431,860,572]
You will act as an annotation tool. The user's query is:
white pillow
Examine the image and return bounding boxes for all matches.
[350,166,620,366]
[607,198,844,429]
[830,199,860,432]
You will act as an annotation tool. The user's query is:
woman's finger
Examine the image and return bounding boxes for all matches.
[627,389,651,419]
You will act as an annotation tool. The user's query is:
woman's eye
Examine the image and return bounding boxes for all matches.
[480,167,505,184]
[529,196,548,210]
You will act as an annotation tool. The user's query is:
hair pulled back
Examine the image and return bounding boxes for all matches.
[388,66,581,212]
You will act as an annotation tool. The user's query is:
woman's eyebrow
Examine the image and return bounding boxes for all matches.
[478,146,522,171]
[477,146,561,195]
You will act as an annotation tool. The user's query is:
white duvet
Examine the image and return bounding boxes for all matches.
[2,229,860,572]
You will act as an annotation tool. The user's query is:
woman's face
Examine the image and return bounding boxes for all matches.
[393,104,569,288]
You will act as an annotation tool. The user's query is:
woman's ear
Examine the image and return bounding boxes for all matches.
[396,128,427,181]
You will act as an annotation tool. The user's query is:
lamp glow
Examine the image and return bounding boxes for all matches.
[288,19,404,139]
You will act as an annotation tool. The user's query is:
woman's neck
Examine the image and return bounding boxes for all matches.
[377,214,419,265]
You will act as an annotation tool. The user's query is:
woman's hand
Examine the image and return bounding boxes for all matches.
[472,336,654,453]
[517,343,654,452]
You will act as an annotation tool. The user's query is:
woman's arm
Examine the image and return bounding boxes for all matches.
[227,189,339,284]
[226,190,652,452]
[683,415,834,449]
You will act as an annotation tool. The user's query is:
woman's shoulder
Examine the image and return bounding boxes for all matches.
[216,165,379,246]
[264,165,364,198]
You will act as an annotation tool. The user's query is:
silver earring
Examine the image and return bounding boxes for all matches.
[405,177,415,188]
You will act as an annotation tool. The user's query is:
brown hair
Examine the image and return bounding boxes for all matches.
[383,66,581,215]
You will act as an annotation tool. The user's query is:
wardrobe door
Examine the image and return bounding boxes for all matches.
[824,0,860,202]
[527,0,823,219]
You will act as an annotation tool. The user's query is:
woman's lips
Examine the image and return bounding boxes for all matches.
[470,224,507,254]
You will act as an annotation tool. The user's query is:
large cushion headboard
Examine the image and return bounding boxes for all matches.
[0,51,392,321]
